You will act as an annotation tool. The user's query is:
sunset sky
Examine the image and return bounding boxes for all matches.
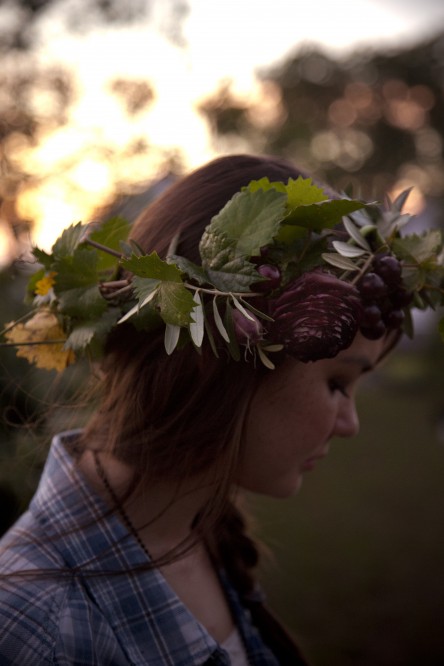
[4,0,444,253]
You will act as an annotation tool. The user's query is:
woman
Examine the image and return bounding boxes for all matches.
[0,154,442,665]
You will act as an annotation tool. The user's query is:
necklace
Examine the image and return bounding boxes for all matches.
[93,450,152,561]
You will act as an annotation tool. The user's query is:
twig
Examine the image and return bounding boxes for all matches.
[84,238,122,258]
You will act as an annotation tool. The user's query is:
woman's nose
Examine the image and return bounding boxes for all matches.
[334,398,360,438]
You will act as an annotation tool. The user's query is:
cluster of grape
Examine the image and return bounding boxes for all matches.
[358,254,412,340]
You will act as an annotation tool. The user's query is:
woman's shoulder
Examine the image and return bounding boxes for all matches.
[0,535,129,665]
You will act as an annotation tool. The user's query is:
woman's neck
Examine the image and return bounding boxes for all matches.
[78,448,215,558]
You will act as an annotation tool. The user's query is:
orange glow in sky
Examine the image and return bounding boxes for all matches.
[8,0,444,253]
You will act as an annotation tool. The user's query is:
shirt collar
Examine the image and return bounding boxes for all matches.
[30,431,226,666]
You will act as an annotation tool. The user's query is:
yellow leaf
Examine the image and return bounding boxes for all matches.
[5,310,75,372]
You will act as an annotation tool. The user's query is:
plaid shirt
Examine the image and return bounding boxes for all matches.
[0,432,280,665]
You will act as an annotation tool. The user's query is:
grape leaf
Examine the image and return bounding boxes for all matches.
[32,247,53,269]
[285,199,366,231]
[245,177,287,194]
[285,176,329,207]
[52,223,86,259]
[245,175,329,208]
[199,188,287,263]
[122,252,183,282]
[53,249,99,291]
[65,308,120,352]
[168,255,208,285]
[206,262,259,292]
[58,285,107,319]
[156,282,195,326]
[392,231,442,265]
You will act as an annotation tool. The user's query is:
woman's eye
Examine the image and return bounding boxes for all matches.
[328,379,349,398]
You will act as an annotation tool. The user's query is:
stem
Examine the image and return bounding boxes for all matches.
[0,340,67,347]
[84,238,122,258]
[0,309,40,337]
[100,279,130,289]
[350,254,374,285]
[183,282,260,298]
[101,285,133,300]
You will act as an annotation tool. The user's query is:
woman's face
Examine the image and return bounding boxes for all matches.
[238,333,388,498]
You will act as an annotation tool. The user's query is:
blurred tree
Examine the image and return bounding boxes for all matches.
[200,32,444,208]
[0,0,188,261]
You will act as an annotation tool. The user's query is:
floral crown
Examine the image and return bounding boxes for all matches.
[2,177,444,372]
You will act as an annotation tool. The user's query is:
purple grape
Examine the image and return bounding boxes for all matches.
[373,255,402,286]
[384,308,405,329]
[358,273,388,300]
[360,320,387,340]
[390,288,413,308]
[361,304,382,327]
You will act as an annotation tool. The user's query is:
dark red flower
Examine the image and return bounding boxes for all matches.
[268,271,362,362]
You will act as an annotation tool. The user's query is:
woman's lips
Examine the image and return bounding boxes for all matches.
[301,452,328,471]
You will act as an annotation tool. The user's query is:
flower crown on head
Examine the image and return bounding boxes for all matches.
[2,176,444,372]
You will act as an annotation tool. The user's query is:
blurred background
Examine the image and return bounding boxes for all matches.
[1,0,444,664]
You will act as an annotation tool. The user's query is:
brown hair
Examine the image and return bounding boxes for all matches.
[80,154,304,589]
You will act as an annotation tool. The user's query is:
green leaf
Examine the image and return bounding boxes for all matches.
[53,248,99,291]
[245,177,287,194]
[206,264,259,292]
[88,217,130,273]
[52,223,87,259]
[285,199,366,232]
[132,276,161,304]
[58,285,107,318]
[164,324,181,354]
[157,282,195,326]
[169,255,208,285]
[32,247,53,269]
[285,176,329,207]
[199,188,287,263]
[122,252,183,282]
[392,231,442,265]
[65,307,120,352]
[189,291,204,347]
[246,175,329,208]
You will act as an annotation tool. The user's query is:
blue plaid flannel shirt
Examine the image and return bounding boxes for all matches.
[0,432,280,665]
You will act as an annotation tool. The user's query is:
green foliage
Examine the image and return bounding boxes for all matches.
[199,188,287,290]
[4,179,444,369]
